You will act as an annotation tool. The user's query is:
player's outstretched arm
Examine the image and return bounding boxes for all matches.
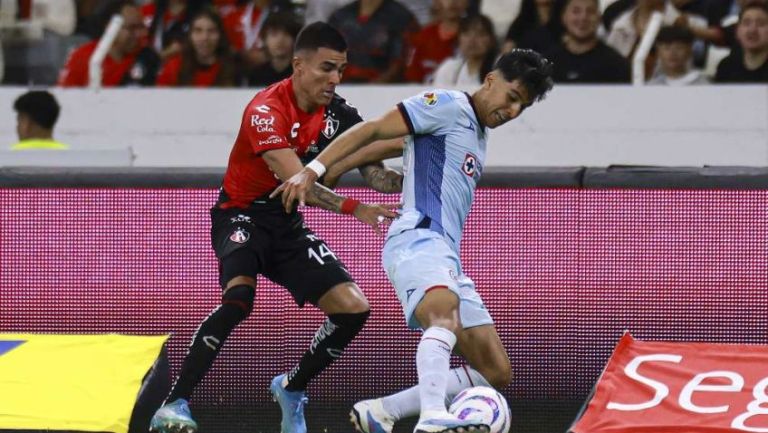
[323,138,405,192]
[263,148,398,234]
[271,108,409,210]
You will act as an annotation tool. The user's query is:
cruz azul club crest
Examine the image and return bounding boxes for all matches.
[229,228,250,244]
[462,153,478,177]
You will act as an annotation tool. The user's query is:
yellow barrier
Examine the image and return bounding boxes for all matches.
[0,333,168,433]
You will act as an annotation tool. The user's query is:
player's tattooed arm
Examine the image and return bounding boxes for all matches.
[306,182,345,213]
[359,163,403,194]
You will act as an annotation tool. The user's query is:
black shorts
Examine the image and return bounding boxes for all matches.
[210,201,353,307]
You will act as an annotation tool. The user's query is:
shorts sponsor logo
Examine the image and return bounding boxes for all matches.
[462,153,478,177]
[422,92,438,107]
[322,117,340,139]
[229,228,250,244]
[230,214,252,224]
[251,115,275,133]
[258,135,283,146]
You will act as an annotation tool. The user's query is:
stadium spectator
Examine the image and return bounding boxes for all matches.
[156,8,238,87]
[648,26,709,84]
[328,0,420,82]
[142,0,210,60]
[605,0,728,47]
[11,90,68,150]
[502,0,558,54]
[716,0,768,82]
[221,0,295,69]
[404,0,469,83]
[305,0,435,26]
[722,0,768,48]
[544,0,631,83]
[606,0,681,59]
[247,12,301,86]
[58,0,160,87]
[432,14,498,86]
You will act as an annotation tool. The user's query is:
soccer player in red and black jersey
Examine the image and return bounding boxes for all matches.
[150,22,401,433]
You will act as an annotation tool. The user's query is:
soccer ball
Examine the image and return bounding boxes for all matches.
[449,386,511,433]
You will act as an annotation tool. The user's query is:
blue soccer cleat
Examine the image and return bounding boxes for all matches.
[350,398,396,433]
[413,411,489,433]
[270,374,309,433]
[149,399,198,433]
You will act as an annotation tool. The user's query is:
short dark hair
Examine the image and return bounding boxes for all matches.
[91,0,134,38]
[261,12,302,41]
[294,22,347,53]
[740,0,768,20]
[655,25,694,45]
[13,90,60,130]
[494,49,554,103]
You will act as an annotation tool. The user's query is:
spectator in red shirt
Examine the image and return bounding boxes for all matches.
[404,0,469,83]
[248,12,302,86]
[58,0,160,87]
[157,7,239,87]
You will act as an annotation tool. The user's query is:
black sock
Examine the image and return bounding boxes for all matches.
[285,311,370,391]
[167,285,254,402]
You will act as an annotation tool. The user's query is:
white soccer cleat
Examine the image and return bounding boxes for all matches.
[350,398,396,433]
[413,410,489,433]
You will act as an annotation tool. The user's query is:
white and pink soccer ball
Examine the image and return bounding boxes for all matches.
[449,386,511,433]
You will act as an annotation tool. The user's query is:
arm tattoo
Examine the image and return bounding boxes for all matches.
[360,164,403,193]
[306,182,344,213]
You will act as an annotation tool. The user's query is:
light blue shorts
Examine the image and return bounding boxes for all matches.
[382,229,494,330]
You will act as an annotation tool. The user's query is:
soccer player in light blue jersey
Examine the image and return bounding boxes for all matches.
[273,50,554,433]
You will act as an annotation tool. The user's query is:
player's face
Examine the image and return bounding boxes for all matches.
[190,16,220,60]
[478,72,531,129]
[294,47,347,107]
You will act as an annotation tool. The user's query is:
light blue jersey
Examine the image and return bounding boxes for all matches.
[388,89,487,253]
[383,89,493,330]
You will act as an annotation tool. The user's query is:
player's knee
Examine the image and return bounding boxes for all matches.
[221,284,255,319]
[329,310,370,334]
[323,282,370,313]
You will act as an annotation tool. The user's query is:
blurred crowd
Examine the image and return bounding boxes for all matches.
[0,0,767,88]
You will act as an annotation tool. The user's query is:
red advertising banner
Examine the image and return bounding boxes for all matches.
[572,333,768,433]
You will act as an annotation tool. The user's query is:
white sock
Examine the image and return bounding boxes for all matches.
[416,326,457,415]
[382,365,491,419]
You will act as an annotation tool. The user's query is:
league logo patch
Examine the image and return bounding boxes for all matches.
[229,228,250,244]
[422,92,438,107]
[322,117,340,139]
[462,153,478,177]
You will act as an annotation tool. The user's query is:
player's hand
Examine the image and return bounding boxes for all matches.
[270,167,318,212]
[353,203,400,235]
